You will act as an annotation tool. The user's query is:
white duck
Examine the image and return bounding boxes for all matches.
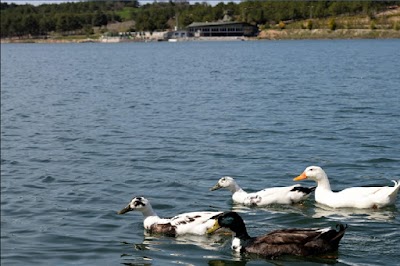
[294,166,400,209]
[118,196,222,236]
[210,176,315,206]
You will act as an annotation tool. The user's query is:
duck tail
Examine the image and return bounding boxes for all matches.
[311,224,347,252]
[391,179,400,189]
[331,224,348,243]
[388,180,400,199]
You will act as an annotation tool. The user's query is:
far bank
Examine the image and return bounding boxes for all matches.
[258,28,400,40]
[2,28,400,44]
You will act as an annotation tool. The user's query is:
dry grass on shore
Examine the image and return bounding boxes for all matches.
[258,29,400,40]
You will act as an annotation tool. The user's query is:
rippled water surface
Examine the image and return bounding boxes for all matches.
[1,40,400,265]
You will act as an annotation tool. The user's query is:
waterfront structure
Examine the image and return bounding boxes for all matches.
[187,21,258,37]
[165,30,193,41]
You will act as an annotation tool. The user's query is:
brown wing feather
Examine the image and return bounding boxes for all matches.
[254,229,321,245]
[149,223,177,237]
[244,227,346,257]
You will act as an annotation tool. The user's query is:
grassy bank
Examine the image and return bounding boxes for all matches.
[258,7,400,40]
[258,29,400,40]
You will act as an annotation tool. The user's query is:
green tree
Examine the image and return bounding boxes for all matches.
[83,24,94,36]
[306,19,313,30]
[69,14,82,32]
[394,22,400,31]
[56,14,69,33]
[80,13,94,26]
[93,11,108,27]
[135,10,155,31]
[370,20,377,30]
[38,16,55,35]
[328,18,337,31]
[12,16,25,37]
[0,15,11,37]
[23,14,39,36]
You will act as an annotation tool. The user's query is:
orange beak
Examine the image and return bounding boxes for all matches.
[293,172,307,181]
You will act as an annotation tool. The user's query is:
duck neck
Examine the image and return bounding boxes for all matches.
[141,204,161,230]
[229,181,244,194]
[232,221,251,241]
[141,204,159,218]
[316,174,332,191]
[235,229,251,241]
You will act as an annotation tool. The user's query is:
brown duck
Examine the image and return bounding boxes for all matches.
[207,212,347,259]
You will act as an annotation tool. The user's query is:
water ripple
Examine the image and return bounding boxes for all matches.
[2,40,400,265]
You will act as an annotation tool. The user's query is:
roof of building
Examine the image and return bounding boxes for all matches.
[187,21,253,28]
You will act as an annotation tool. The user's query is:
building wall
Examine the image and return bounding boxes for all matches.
[188,23,257,37]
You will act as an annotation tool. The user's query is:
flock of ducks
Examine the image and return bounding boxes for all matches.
[118,166,400,260]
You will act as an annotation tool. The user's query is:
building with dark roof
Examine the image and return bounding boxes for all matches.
[187,21,258,37]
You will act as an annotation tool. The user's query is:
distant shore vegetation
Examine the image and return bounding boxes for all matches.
[1,0,399,39]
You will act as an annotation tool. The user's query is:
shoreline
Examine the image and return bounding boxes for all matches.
[258,29,400,40]
[2,29,400,44]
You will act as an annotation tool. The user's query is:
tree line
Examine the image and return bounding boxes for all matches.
[1,1,397,38]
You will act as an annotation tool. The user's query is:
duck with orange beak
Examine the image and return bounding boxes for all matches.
[294,166,400,209]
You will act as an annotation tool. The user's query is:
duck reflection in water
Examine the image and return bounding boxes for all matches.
[312,203,397,221]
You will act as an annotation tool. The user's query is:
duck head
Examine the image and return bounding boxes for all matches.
[118,196,149,214]
[210,176,237,191]
[207,212,248,237]
[294,166,327,182]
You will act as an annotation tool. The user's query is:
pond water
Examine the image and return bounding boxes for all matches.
[1,39,400,265]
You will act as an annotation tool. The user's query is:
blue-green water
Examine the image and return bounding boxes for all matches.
[1,40,399,265]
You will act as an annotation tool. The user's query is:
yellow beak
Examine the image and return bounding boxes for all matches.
[293,172,307,181]
[207,220,221,234]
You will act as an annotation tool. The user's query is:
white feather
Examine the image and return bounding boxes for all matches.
[211,176,312,206]
[231,237,242,252]
[296,166,400,209]
[119,197,221,235]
